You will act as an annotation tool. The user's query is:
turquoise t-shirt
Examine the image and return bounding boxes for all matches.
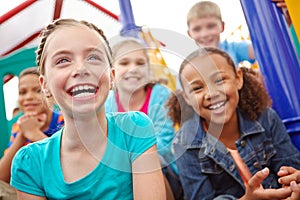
[11,112,156,199]
[219,40,255,66]
[105,84,177,173]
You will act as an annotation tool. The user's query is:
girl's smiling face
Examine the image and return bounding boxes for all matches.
[40,25,112,117]
[113,43,150,93]
[181,53,243,126]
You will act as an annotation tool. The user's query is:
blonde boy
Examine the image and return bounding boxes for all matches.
[187,1,255,66]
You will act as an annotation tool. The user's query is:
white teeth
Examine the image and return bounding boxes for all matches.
[70,85,97,97]
[71,85,95,93]
[209,101,226,110]
[73,92,94,98]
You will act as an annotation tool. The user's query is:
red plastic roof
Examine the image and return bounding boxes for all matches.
[0,0,121,57]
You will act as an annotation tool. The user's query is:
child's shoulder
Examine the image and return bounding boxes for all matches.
[106,111,155,139]
[257,107,281,122]
[14,129,62,163]
[220,39,251,50]
[106,111,152,127]
[152,83,171,93]
[150,83,172,102]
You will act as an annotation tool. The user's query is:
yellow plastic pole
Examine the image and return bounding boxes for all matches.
[141,27,176,91]
[285,0,300,40]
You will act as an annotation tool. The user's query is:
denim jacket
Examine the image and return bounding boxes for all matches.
[173,108,300,200]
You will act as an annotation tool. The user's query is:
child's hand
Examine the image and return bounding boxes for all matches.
[17,113,47,141]
[283,181,300,200]
[278,166,300,186]
[272,0,287,8]
[278,166,300,200]
[240,167,292,200]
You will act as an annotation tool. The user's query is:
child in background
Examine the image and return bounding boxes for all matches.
[187,1,255,66]
[167,47,300,199]
[0,67,64,184]
[10,19,165,199]
[105,39,182,200]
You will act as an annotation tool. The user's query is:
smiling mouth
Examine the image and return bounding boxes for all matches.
[68,85,98,97]
[125,77,140,81]
[208,101,226,110]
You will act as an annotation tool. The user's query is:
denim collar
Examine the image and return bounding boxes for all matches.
[176,109,265,151]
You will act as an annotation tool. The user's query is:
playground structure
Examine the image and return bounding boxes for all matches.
[0,0,299,157]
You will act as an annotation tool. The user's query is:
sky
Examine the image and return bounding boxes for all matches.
[1,0,249,120]
[0,0,248,39]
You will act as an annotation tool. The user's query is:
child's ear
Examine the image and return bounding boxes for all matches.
[39,75,51,97]
[221,21,225,33]
[236,68,244,90]
[110,68,115,90]
[39,75,46,90]
[187,29,192,38]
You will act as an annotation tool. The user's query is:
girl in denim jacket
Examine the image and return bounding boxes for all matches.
[167,47,300,200]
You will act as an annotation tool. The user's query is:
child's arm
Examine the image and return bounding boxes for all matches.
[132,145,166,200]
[0,114,48,183]
[149,86,175,166]
[16,191,47,200]
[0,133,26,182]
[248,44,255,60]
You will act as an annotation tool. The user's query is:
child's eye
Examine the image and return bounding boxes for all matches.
[215,77,225,84]
[136,61,146,66]
[119,61,129,66]
[207,23,217,30]
[192,86,203,92]
[56,58,69,65]
[19,90,26,95]
[192,26,201,32]
[88,54,102,62]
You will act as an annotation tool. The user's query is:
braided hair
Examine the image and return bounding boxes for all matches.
[36,18,112,75]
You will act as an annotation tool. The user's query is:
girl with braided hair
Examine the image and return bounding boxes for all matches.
[10,18,165,199]
[167,47,300,199]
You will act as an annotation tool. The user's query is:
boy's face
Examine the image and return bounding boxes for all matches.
[187,16,224,48]
[18,74,46,115]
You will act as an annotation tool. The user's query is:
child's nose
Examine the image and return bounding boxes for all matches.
[72,62,89,78]
[199,29,210,38]
[204,88,220,100]
[128,64,139,72]
[24,91,35,99]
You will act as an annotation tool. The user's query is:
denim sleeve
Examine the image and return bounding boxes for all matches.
[174,144,238,200]
[266,109,300,171]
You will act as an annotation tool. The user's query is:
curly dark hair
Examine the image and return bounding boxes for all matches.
[238,67,272,120]
[166,47,272,125]
[166,90,194,127]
